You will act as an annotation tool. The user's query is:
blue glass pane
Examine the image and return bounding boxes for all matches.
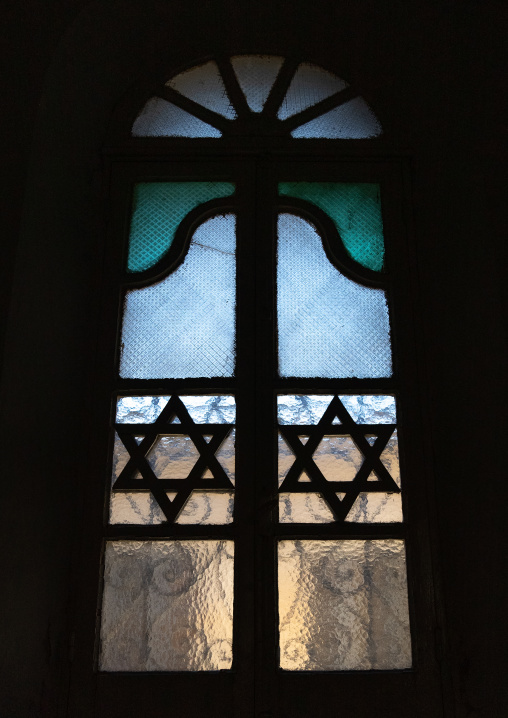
[279,182,385,272]
[127,182,235,273]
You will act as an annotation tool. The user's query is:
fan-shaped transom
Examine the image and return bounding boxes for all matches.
[132,55,382,139]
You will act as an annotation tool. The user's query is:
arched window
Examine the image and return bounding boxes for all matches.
[72,56,442,717]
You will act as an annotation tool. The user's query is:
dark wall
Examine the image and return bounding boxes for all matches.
[1,1,507,716]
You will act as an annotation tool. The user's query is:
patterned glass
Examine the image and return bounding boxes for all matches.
[100,540,234,671]
[291,97,382,138]
[278,539,411,670]
[127,182,234,273]
[167,61,236,119]
[279,182,385,272]
[277,63,348,120]
[110,395,235,525]
[120,215,236,379]
[277,214,392,378]
[231,55,283,112]
[132,97,222,138]
[277,395,402,524]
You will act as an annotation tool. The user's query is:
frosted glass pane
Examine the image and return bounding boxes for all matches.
[132,97,222,137]
[277,214,392,378]
[110,490,234,525]
[277,63,348,120]
[313,436,363,480]
[127,182,234,273]
[100,540,234,671]
[116,395,236,424]
[277,394,396,425]
[120,215,236,379]
[279,182,384,272]
[292,97,382,138]
[278,540,411,670]
[231,55,283,112]
[167,61,236,119]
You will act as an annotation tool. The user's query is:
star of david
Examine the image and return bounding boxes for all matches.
[278,396,400,522]
[113,395,234,523]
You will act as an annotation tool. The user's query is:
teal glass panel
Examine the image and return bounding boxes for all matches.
[127,182,235,273]
[279,182,385,272]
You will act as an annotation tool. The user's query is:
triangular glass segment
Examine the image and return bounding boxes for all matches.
[277,63,348,120]
[336,492,347,501]
[132,97,222,138]
[298,435,310,445]
[366,436,377,446]
[169,416,181,424]
[133,435,144,445]
[167,61,236,119]
[291,97,382,139]
[231,55,284,112]
[202,468,214,479]
[133,470,143,480]
[297,471,312,483]
[331,416,342,425]
[367,471,380,482]
[202,434,213,443]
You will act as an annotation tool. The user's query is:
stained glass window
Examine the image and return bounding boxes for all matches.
[97,55,422,694]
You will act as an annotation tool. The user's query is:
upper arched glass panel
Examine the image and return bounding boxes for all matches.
[132,56,382,139]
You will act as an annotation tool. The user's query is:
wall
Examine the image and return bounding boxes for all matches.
[1,1,507,716]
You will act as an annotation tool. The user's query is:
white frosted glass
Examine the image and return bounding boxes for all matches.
[291,97,382,138]
[278,540,411,670]
[120,215,236,379]
[277,215,392,378]
[277,63,348,120]
[100,540,234,671]
[277,394,396,424]
[167,61,236,119]
[231,55,283,112]
[132,97,222,137]
[116,395,236,425]
[109,490,234,525]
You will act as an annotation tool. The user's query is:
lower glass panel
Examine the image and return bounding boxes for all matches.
[278,539,411,670]
[99,540,234,671]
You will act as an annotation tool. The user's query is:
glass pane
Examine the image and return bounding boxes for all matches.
[167,61,236,119]
[132,97,222,137]
[277,395,401,524]
[291,96,382,138]
[110,395,235,525]
[277,63,348,120]
[116,395,236,424]
[127,182,234,273]
[120,215,236,379]
[231,55,283,112]
[278,539,411,670]
[277,214,392,378]
[100,540,234,671]
[279,182,385,272]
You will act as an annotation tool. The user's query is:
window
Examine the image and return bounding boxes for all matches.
[70,56,443,717]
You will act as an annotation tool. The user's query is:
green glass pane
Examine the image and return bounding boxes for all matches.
[279,182,385,272]
[127,182,235,273]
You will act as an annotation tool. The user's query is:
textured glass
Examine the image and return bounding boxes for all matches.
[231,55,283,112]
[167,61,236,119]
[127,182,234,273]
[132,97,222,138]
[277,214,392,378]
[277,63,348,120]
[291,97,382,138]
[120,215,236,378]
[116,395,236,425]
[100,540,234,671]
[277,395,396,425]
[278,539,411,670]
[110,395,235,525]
[279,182,384,272]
